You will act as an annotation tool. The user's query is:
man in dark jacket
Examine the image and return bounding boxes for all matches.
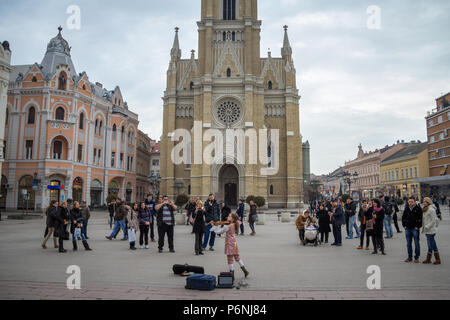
[203,194,220,251]
[345,198,360,239]
[155,195,177,253]
[391,198,402,233]
[106,199,128,241]
[81,201,90,239]
[330,199,345,246]
[236,200,245,235]
[402,196,423,263]
[145,194,157,241]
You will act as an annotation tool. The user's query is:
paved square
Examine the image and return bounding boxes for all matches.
[0,209,449,300]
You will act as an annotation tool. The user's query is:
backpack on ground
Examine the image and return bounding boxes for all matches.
[173,264,204,275]
[185,274,216,291]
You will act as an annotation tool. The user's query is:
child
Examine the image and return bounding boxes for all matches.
[213,213,249,283]
[296,209,316,245]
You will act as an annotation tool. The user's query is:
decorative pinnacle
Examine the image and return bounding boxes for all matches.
[283,25,288,31]
[175,27,179,33]
[58,26,63,34]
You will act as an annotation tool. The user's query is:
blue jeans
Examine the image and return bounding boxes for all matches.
[405,228,420,260]
[82,219,89,237]
[72,232,86,242]
[202,224,216,249]
[109,216,114,228]
[348,215,360,238]
[384,216,393,238]
[426,234,438,254]
[110,219,127,239]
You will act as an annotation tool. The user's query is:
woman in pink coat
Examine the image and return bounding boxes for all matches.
[213,213,250,283]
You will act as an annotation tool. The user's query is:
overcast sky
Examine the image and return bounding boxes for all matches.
[1,0,449,175]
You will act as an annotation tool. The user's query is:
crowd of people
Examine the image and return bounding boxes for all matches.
[298,195,442,264]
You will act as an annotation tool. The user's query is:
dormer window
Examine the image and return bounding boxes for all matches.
[223,0,236,20]
[58,72,67,90]
[32,76,37,83]
[82,84,86,90]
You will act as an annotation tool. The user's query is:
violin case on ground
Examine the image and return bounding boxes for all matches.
[173,264,204,275]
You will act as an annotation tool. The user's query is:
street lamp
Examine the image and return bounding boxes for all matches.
[342,171,359,195]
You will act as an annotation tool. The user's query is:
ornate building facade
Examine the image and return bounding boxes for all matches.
[1,27,138,210]
[160,0,303,208]
[136,130,154,202]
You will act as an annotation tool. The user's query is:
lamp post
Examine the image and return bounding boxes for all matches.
[342,171,359,197]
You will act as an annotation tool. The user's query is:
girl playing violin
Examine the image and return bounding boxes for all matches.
[212,213,250,283]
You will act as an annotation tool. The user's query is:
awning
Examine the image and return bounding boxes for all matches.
[415,175,450,186]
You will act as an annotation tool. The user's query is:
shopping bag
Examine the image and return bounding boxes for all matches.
[74,228,82,238]
[128,228,136,243]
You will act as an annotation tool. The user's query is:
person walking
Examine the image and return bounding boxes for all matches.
[54,201,69,253]
[248,200,258,236]
[70,201,92,251]
[106,199,128,241]
[357,200,373,250]
[155,195,177,253]
[296,209,316,245]
[371,199,386,255]
[192,200,206,255]
[383,196,394,239]
[236,199,245,235]
[138,202,151,249]
[126,203,139,250]
[213,213,250,284]
[317,204,331,243]
[422,197,441,265]
[432,197,442,221]
[144,194,157,242]
[402,197,423,263]
[391,198,402,233]
[42,200,59,249]
[345,197,360,239]
[81,201,91,240]
[203,194,220,251]
[330,199,344,247]
[107,199,117,229]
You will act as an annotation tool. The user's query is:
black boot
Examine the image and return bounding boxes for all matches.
[82,241,92,251]
[241,266,249,278]
[73,241,78,251]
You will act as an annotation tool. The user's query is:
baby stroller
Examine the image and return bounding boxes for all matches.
[304,225,320,246]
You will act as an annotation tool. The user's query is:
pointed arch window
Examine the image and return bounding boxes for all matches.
[99,121,103,136]
[268,81,273,90]
[55,107,65,121]
[112,124,117,139]
[190,81,194,91]
[27,107,36,124]
[223,0,236,20]
[5,108,9,126]
[270,185,274,195]
[121,126,125,141]
[95,119,98,134]
[226,68,231,78]
[79,113,84,130]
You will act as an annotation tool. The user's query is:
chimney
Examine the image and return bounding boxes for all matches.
[95,82,103,88]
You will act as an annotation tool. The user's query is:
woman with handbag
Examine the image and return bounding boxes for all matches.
[371,199,386,255]
[127,203,140,250]
[422,197,441,265]
[70,201,92,251]
[192,200,206,255]
[137,202,150,249]
[358,200,373,250]
[248,201,258,236]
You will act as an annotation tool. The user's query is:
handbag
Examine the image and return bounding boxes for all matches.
[128,228,136,243]
[74,227,82,238]
[366,219,375,231]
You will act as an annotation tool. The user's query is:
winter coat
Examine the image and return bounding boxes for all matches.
[156,204,175,226]
[296,214,316,230]
[316,210,331,233]
[344,201,357,217]
[372,208,385,237]
[115,204,128,221]
[82,205,91,220]
[45,206,58,228]
[331,206,345,226]
[127,209,140,230]
[53,207,68,238]
[402,205,423,230]
[145,199,156,216]
[70,208,83,234]
[185,202,196,217]
[359,207,374,227]
[204,199,220,223]
[138,208,152,226]
[422,206,439,235]
[221,205,231,221]
[192,208,206,233]
[236,203,245,218]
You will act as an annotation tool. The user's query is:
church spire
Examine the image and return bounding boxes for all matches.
[281,25,292,59]
[170,27,181,60]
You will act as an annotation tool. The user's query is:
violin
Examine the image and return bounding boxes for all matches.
[212,221,232,226]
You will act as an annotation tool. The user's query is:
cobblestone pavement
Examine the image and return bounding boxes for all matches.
[0,208,449,300]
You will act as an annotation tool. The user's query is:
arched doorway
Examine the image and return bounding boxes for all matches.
[219,165,239,207]
[0,175,8,209]
[18,175,35,210]
[49,180,62,203]
[90,179,102,207]
[125,182,133,204]
[72,177,83,203]
[108,180,119,197]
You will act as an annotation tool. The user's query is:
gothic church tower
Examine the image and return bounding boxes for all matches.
[161,0,302,208]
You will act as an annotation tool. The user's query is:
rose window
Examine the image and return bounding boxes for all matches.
[216,101,241,126]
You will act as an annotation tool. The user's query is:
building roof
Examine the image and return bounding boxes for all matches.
[381,142,428,164]
[151,143,160,154]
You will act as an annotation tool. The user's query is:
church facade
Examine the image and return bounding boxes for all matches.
[160,0,303,208]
